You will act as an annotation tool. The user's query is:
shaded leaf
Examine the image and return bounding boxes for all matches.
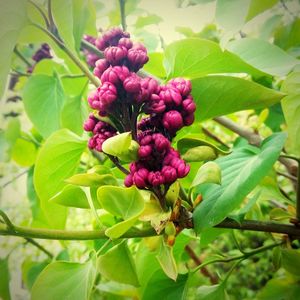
[193,133,286,232]
[0,258,11,300]
[98,241,140,287]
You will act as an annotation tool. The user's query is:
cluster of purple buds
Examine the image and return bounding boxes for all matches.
[28,44,52,73]
[84,28,196,193]
[94,27,148,76]
[83,35,100,68]
[84,114,116,152]
[124,133,190,188]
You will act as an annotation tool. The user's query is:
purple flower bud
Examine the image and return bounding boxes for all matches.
[100,67,119,84]
[127,48,149,71]
[141,77,160,94]
[132,43,147,51]
[162,110,183,133]
[182,97,196,114]
[87,90,100,110]
[177,164,190,178]
[133,168,149,188]
[148,171,164,186]
[138,145,152,158]
[94,59,109,79]
[118,38,133,49]
[153,133,170,152]
[183,113,195,126]
[162,166,177,183]
[104,46,128,65]
[159,87,182,106]
[168,78,192,96]
[123,75,141,93]
[83,114,98,131]
[84,35,96,45]
[140,135,153,146]
[97,82,117,108]
[124,174,133,187]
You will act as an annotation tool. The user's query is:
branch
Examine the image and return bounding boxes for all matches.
[1,218,300,241]
[32,23,100,87]
[192,241,283,273]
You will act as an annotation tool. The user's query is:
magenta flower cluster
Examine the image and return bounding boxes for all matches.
[84,28,196,192]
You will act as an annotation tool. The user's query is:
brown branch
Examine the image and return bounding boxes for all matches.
[185,245,218,284]
[201,126,230,149]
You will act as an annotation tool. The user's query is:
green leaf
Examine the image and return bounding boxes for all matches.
[164,38,267,79]
[197,284,228,300]
[11,138,37,166]
[50,184,97,209]
[66,173,118,187]
[31,258,96,300]
[22,259,49,290]
[98,241,140,287]
[182,146,217,162]
[191,75,285,121]
[142,269,188,300]
[0,0,28,97]
[281,249,300,276]
[51,0,75,50]
[156,238,178,281]
[143,52,166,79]
[61,94,88,136]
[23,74,65,138]
[191,161,221,189]
[193,133,286,232]
[34,129,86,228]
[4,118,20,147]
[102,132,139,162]
[135,14,163,28]
[281,95,300,157]
[257,277,300,300]
[246,0,278,21]
[281,72,300,157]
[97,186,145,238]
[27,167,49,228]
[216,0,251,31]
[0,258,11,300]
[177,135,230,155]
[227,38,299,77]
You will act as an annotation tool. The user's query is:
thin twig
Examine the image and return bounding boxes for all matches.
[119,0,127,31]
[28,0,50,28]
[201,126,230,149]
[277,171,297,183]
[25,238,54,259]
[13,47,32,67]
[1,170,28,188]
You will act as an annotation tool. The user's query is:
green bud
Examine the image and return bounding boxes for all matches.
[182,146,217,162]
[165,221,176,236]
